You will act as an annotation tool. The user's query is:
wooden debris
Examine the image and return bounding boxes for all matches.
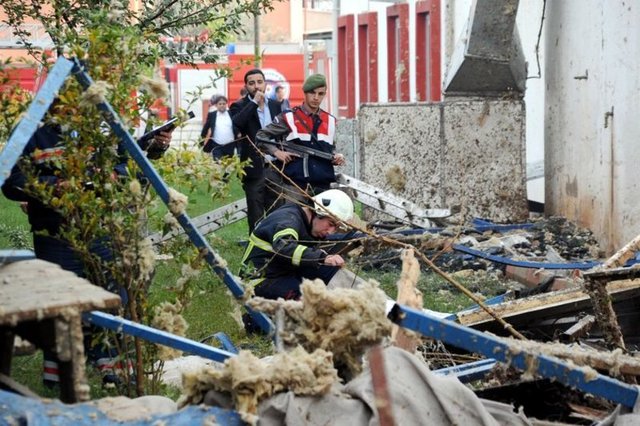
[369,345,396,426]
[567,402,610,422]
[0,259,121,325]
[502,338,640,377]
[601,232,640,269]
[457,278,640,328]
[391,249,423,352]
[583,275,626,351]
[0,259,121,403]
[560,315,596,342]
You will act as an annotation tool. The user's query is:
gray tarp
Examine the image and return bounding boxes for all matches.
[205,347,531,425]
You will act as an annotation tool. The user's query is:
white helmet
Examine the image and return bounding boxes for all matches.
[312,189,354,222]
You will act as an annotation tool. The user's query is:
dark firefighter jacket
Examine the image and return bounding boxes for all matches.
[241,202,328,283]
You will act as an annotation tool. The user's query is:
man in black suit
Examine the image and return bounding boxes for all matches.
[229,69,282,233]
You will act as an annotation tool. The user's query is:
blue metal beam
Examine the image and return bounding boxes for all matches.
[0,249,36,263]
[0,57,74,187]
[388,304,639,408]
[451,243,601,270]
[69,59,273,334]
[85,311,236,363]
[0,388,244,425]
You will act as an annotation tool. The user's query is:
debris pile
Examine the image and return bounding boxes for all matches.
[357,216,603,274]
[178,279,392,423]
[250,279,392,377]
[179,347,338,424]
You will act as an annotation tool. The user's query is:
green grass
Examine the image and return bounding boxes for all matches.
[2,175,511,400]
[0,196,31,249]
[1,175,275,398]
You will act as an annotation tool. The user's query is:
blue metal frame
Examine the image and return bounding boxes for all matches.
[451,243,601,270]
[327,223,603,270]
[0,58,74,187]
[85,312,236,363]
[206,332,239,354]
[69,59,272,334]
[0,57,273,334]
[0,389,244,425]
[0,249,36,263]
[389,304,639,408]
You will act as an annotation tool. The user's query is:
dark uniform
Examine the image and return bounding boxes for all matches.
[257,107,338,213]
[229,95,282,233]
[1,122,163,385]
[241,202,339,300]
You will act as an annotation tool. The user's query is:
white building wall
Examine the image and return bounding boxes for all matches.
[516,0,546,203]
[337,1,640,250]
[290,0,304,44]
[446,0,546,180]
[544,1,640,253]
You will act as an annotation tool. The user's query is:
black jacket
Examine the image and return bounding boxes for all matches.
[200,110,239,143]
[229,96,282,179]
[1,124,140,235]
[200,110,217,140]
[242,203,327,280]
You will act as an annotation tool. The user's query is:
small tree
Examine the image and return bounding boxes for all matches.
[1,0,276,396]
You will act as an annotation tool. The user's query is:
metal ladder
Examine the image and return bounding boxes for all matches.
[148,172,454,245]
[148,198,248,245]
[335,173,451,228]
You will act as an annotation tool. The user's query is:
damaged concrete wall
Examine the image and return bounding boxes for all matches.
[334,119,359,178]
[358,100,528,223]
[544,1,640,254]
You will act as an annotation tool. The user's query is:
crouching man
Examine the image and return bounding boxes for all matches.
[240,189,361,300]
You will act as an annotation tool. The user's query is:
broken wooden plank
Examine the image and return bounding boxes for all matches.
[583,275,626,351]
[0,259,121,326]
[0,259,121,403]
[560,315,596,342]
[391,250,423,352]
[602,233,640,269]
[369,345,396,426]
[456,279,640,327]
[582,266,640,352]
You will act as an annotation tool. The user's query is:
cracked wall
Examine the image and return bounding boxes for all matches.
[351,100,528,223]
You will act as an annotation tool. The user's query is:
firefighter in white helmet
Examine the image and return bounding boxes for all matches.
[240,189,354,304]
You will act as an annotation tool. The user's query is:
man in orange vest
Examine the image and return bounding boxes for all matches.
[256,74,346,213]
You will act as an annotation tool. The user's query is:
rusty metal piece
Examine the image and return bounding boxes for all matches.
[369,345,396,426]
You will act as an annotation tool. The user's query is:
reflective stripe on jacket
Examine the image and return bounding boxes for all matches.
[240,203,327,281]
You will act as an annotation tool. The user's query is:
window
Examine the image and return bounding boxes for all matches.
[338,14,355,118]
[358,11,378,103]
[386,4,409,102]
[416,0,441,102]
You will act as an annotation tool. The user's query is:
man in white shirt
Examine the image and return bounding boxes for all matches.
[201,95,238,160]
